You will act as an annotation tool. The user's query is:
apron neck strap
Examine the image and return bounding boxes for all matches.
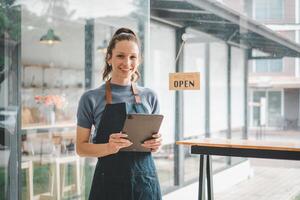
[105,80,141,104]
[131,82,141,104]
[105,81,113,104]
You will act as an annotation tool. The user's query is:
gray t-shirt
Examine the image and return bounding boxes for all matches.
[77,83,160,130]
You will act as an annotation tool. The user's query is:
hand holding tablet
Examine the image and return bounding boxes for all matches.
[120,114,164,152]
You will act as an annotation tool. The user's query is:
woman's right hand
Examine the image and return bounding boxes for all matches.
[107,132,133,154]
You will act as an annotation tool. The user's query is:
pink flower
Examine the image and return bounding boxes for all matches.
[35,95,65,109]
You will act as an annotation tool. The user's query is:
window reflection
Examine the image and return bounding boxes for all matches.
[148,22,176,191]
[20,0,149,199]
[0,2,21,199]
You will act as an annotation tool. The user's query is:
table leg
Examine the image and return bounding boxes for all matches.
[206,155,214,200]
[199,155,206,200]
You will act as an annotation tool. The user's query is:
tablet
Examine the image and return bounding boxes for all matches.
[120,114,163,152]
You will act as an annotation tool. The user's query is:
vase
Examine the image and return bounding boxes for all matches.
[47,106,56,125]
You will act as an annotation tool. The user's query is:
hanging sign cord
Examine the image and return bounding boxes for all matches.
[174,40,186,65]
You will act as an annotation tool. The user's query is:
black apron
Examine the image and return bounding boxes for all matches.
[89,81,162,200]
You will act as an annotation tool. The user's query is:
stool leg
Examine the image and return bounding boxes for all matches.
[206,155,214,200]
[28,162,34,200]
[75,158,80,196]
[199,155,206,200]
[56,161,61,200]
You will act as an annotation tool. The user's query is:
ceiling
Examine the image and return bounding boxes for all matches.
[151,0,300,58]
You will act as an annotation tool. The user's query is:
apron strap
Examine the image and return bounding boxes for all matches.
[131,82,141,104]
[105,81,113,104]
[105,81,141,104]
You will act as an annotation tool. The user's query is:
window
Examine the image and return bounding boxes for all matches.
[147,22,176,191]
[251,90,282,127]
[255,59,283,72]
[254,0,283,20]
[20,1,150,199]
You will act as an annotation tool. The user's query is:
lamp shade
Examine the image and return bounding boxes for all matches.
[40,28,61,45]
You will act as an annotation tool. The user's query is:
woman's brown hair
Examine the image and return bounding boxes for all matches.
[102,27,141,82]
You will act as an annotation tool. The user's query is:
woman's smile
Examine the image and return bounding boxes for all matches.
[119,67,132,72]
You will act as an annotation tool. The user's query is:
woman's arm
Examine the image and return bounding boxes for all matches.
[76,126,133,157]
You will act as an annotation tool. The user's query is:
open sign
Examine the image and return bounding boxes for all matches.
[169,72,200,90]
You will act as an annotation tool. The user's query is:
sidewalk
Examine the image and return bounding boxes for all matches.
[215,158,300,200]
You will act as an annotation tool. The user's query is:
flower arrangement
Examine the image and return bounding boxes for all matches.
[34,95,66,109]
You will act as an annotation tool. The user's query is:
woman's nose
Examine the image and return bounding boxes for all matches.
[123,57,131,66]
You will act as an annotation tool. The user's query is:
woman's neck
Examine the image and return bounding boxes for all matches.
[110,77,131,86]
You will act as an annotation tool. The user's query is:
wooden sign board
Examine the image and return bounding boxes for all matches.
[169,72,200,90]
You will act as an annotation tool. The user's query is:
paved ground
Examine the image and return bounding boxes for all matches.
[213,129,300,200]
[214,158,300,200]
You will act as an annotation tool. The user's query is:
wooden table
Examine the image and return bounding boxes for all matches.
[176,138,300,200]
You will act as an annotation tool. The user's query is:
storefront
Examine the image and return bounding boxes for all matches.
[1,0,300,199]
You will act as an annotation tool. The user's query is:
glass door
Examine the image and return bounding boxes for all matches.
[0,2,21,200]
[267,91,282,127]
[0,0,150,199]
[19,1,149,199]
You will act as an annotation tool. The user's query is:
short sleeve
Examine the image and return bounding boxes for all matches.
[147,89,160,114]
[151,94,160,114]
[77,92,94,129]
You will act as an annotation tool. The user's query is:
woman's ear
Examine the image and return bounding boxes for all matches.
[106,54,112,65]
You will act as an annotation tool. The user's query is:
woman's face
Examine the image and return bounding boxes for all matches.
[108,40,139,81]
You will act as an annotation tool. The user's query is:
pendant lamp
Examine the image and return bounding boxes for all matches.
[40,28,61,45]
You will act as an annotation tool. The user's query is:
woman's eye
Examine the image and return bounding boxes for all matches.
[117,55,124,58]
[130,56,137,59]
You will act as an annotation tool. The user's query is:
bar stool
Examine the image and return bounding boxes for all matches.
[39,155,81,200]
[21,160,34,200]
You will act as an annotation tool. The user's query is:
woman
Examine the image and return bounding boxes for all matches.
[76,27,162,200]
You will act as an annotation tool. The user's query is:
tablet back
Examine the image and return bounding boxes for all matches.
[121,114,163,152]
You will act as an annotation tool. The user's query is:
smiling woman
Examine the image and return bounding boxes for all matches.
[76,28,162,200]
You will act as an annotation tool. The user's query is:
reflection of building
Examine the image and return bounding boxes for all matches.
[243,0,300,130]
[151,0,300,198]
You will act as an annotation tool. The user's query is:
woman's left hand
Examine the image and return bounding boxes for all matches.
[141,133,162,152]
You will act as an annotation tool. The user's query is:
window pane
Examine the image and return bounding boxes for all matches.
[20,1,150,199]
[148,22,176,191]
[255,0,269,20]
[252,91,266,127]
[255,0,283,20]
[231,46,245,136]
[210,43,228,134]
[270,0,283,19]
[255,60,268,72]
[0,4,20,200]
[183,43,205,138]
[183,42,206,182]
[269,59,282,72]
[268,91,282,127]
